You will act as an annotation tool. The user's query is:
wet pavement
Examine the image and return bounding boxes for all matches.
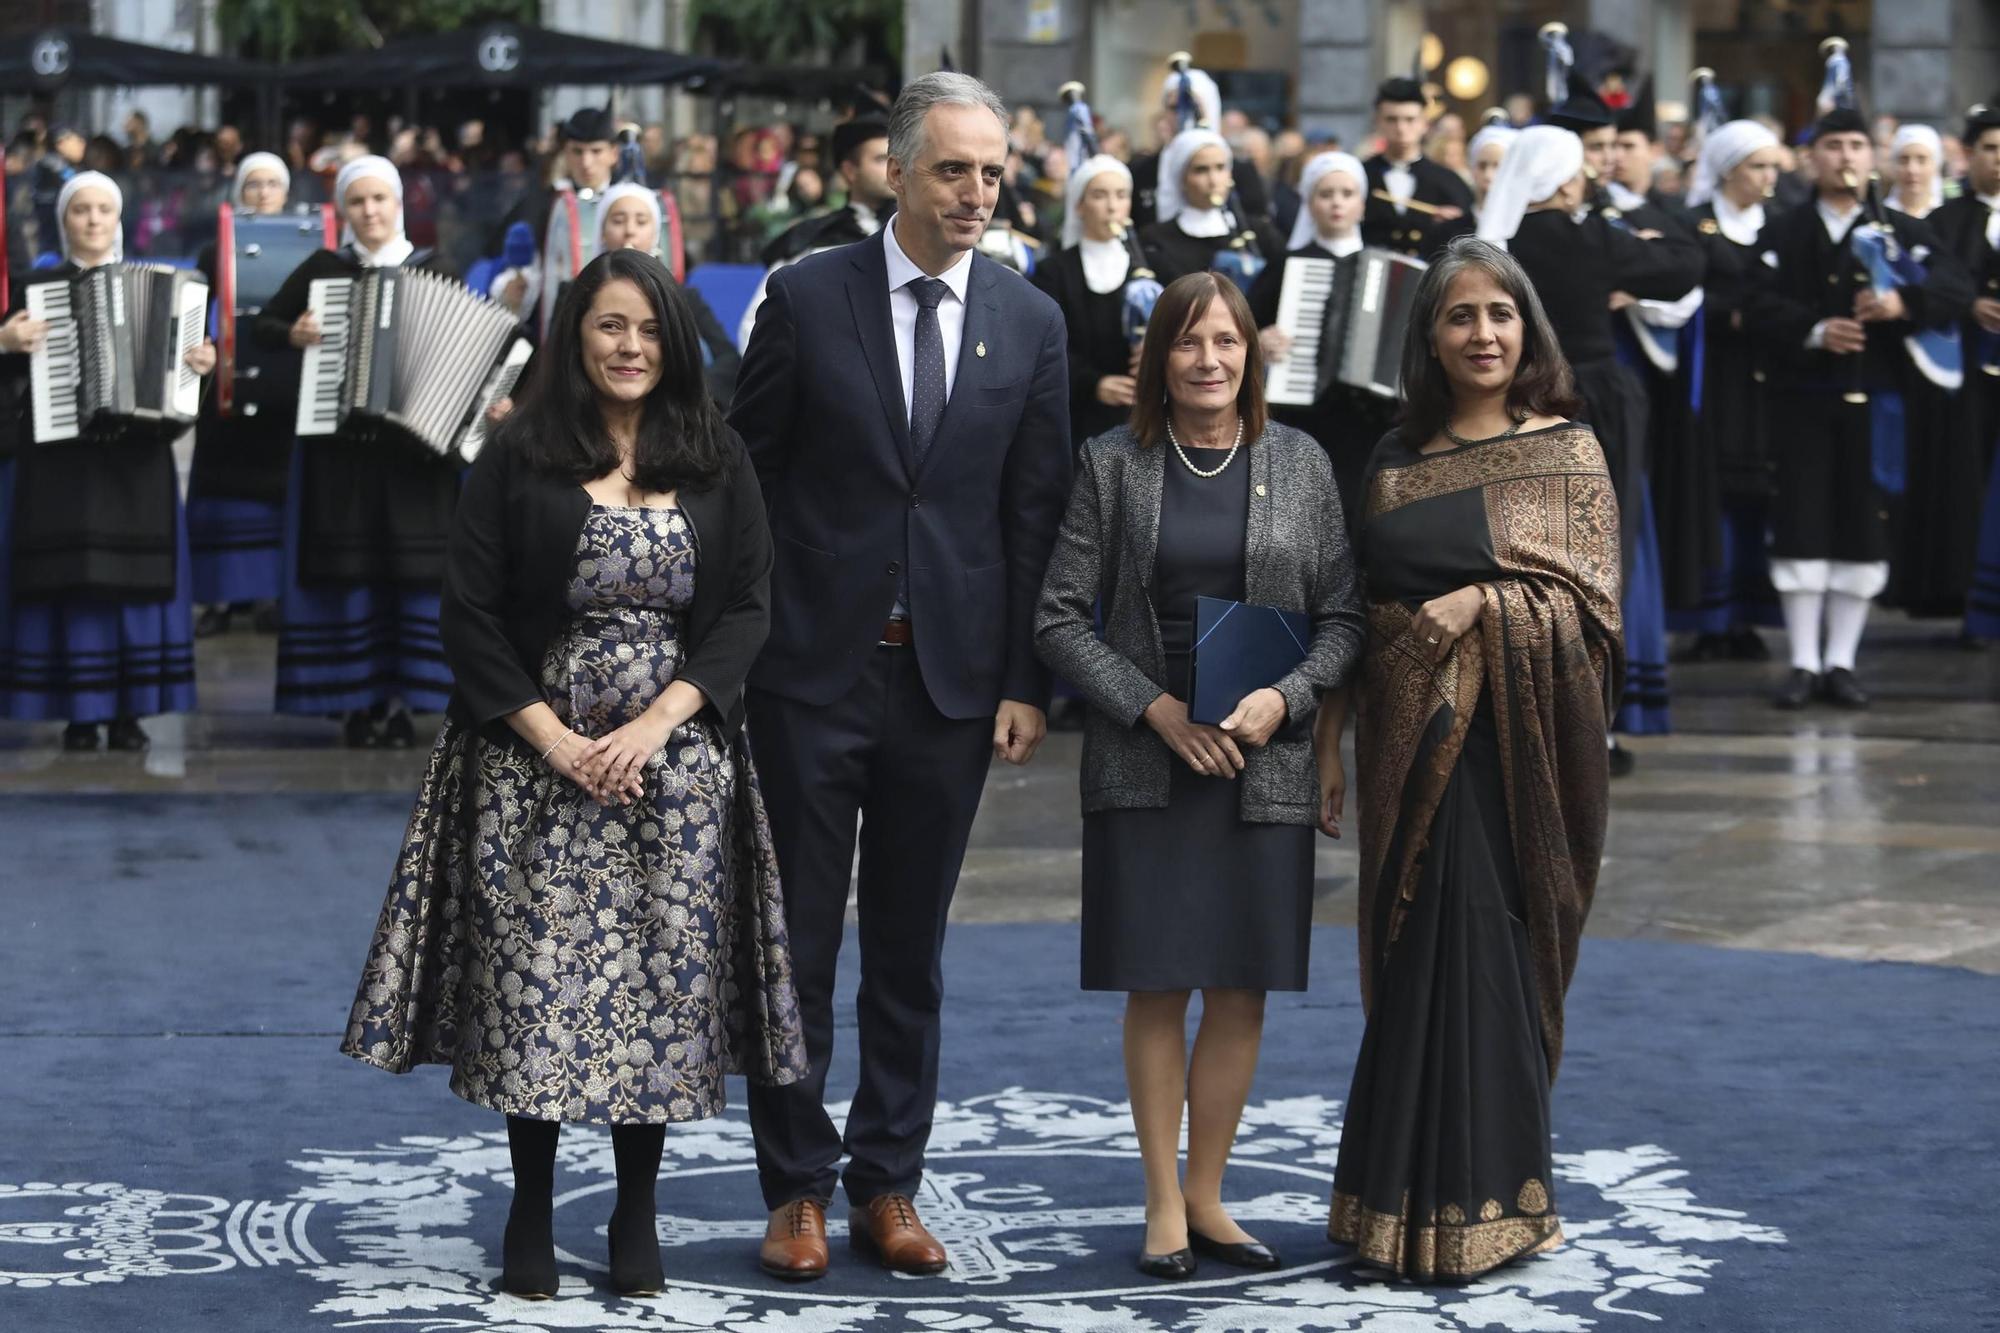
[6,612,1997,973]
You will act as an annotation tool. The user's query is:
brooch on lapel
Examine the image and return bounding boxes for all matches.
[975,341,988,358]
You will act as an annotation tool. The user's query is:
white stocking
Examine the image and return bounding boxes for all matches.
[1779,591,1825,674]
[1822,593,1871,672]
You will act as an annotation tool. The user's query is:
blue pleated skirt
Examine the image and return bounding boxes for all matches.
[0,456,198,724]
[1615,475,1671,736]
[1666,496,1783,636]
[188,495,284,605]
[272,446,452,716]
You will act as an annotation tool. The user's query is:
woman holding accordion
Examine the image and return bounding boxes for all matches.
[1034,154,1145,450]
[256,154,461,749]
[0,171,216,751]
[1247,151,1397,531]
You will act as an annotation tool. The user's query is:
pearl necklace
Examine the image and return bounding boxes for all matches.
[1166,415,1244,477]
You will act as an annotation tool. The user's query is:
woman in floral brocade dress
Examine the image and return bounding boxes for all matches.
[339,248,806,1302]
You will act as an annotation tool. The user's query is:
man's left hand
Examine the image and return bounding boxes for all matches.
[992,699,1047,766]
[1855,287,1907,323]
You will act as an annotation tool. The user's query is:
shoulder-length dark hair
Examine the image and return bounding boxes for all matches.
[1130,271,1269,449]
[1396,235,1581,446]
[495,247,729,492]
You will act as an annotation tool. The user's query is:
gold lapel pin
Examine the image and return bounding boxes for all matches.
[1255,484,1268,497]
[975,341,987,358]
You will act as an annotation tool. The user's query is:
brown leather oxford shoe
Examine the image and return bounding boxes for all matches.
[759,1199,829,1281]
[849,1194,949,1275]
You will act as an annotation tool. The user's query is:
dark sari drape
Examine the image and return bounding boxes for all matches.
[1331,424,1623,1282]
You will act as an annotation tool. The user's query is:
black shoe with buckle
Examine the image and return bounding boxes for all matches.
[1774,669,1817,711]
[1820,667,1870,709]
[106,718,150,752]
[61,722,101,752]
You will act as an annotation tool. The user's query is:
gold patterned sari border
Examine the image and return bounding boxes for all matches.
[1367,427,1605,520]
[1328,1190,1564,1283]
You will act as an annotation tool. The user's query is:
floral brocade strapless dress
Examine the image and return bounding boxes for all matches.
[341,505,806,1123]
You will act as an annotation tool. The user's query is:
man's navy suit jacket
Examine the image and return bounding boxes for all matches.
[728,228,1074,720]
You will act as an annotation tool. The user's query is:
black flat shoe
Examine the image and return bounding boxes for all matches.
[1727,627,1771,661]
[1774,668,1817,711]
[193,605,232,637]
[499,1211,558,1300]
[1136,1247,1196,1280]
[1189,1228,1282,1270]
[105,718,150,752]
[61,722,100,752]
[1674,632,1730,663]
[607,1208,663,1297]
[381,708,417,749]
[1820,666,1871,710]
[343,711,380,749]
[1607,741,1636,778]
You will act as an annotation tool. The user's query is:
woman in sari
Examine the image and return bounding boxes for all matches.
[1314,236,1623,1282]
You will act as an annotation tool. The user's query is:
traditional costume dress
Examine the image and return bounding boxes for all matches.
[1246,151,1394,526]
[0,172,198,748]
[1136,129,1284,287]
[1674,122,1787,648]
[1481,127,1702,736]
[1034,155,1141,450]
[1931,107,2000,638]
[1331,423,1621,1282]
[187,153,299,627]
[255,156,458,744]
[1744,107,1973,706]
[1874,125,1985,620]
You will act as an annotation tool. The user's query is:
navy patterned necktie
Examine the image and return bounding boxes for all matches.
[906,276,951,463]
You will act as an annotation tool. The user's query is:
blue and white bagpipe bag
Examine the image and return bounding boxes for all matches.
[1160,55,1266,294]
[1059,80,1161,346]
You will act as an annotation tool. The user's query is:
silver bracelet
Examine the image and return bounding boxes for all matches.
[540,731,573,762]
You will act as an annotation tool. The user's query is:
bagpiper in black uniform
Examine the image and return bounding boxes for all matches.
[1360,77,1473,259]
[1744,101,1973,709]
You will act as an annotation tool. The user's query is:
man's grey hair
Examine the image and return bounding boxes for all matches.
[887,71,1010,169]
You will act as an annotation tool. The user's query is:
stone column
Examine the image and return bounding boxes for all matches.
[1298,0,1383,149]
[1871,0,2000,128]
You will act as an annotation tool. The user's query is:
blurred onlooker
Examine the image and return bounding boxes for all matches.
[1504,92,1536,128]
[213,124,243,176]
[1427,111,1469,178]
[123,109,160,170]
[1100,126,1132,162]
[1220,107,1250,139]
[1272,127,1306,166]
[1237,125,1274,182]
[85,135,122,175]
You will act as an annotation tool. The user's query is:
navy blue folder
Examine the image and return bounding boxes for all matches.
[1190,595,1312,725]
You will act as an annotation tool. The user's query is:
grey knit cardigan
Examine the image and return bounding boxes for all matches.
[1034,422,1366,824]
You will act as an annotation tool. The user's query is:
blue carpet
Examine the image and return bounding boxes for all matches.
[2,794,1995,1332]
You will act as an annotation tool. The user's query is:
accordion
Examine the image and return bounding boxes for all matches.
[26,264,209,444]
[297,267,530,462]
[1265,249,1427,405]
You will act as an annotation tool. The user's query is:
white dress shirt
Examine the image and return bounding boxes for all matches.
[882,212,973,418]
[1314,232,1364,257]
[1713,196,1765,247]
[1175,207,1231,239]
[1978,191,2000,250]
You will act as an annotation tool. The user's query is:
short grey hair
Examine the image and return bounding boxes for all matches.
[887,71,1010,169]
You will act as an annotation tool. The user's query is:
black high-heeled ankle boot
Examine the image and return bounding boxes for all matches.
[607,1124,665,1296]
[501,1116,559,1300]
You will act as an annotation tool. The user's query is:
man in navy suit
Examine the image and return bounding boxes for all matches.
[729,71,1073,1280]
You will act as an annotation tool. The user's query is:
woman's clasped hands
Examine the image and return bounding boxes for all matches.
[544,714,678,806]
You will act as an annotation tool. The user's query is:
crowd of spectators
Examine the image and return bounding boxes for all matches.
[3,87,1983,284]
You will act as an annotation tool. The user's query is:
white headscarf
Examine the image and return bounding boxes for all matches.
[334,154,412,264]
[1890,124,1945,212]
[1157,127,1232,225]
[1687,119,1778,208]
[1062,154,1132,248]
[57,171,124,263]
[232,151,291,209]
[1467,123,1518,167]
[596,181,663,255]
[1286,151,1367,252]
[1476,125,1582,245]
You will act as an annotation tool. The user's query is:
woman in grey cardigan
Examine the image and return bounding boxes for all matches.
[1035,272,1365,1280]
